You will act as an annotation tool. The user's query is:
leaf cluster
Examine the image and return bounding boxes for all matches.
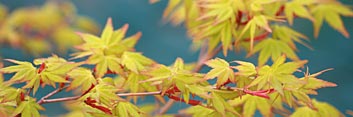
[0,0,351,117]
[161,0,353,65]
[0,1,99,56]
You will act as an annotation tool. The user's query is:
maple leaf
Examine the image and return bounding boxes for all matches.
[298,70,337,95]
[33,55,78,88]
[198,0,239,25]
[0,83,22,102]
[72,18,142,77]
[230,95,272,117]
[210,92,240,116]
[205,58,235,88]
[182,105,215,116]
[281,69,337,107]
[310,2,353,38]
[249,38,300,66]
[121,52,154,73]
[248,55,307,95]
[284,0,315,25]
[239,15,273,50]
[67,67,97,93]
[291,99,343,117]
[162,0,184,25]
[0,59,36,83]
[143,58,202,85]
[80,79,122,107]
[0,59,41,94]
[126,72,163,103]
[88,54,123,78]
[113,101,142,117]
[233,61,257,78]
[142,58,206,104]
[272,25,311,50]
[12,97,44,117]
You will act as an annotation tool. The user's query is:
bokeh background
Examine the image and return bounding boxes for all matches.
[1,0,353,116]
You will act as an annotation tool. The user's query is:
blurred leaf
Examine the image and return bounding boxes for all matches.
[182,105,214,116]
[284,1,314,25]
[272,25,310,50]
[291,99,343,117]
[231,95,271,117]
[240,15,272,50]
[113,101,142,117]
[311,2,353,38]
[74,16,100,34]
[211,92,240,116]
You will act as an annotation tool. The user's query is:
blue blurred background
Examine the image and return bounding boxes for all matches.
[1,0,353,116]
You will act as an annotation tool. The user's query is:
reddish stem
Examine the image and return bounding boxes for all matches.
[236,11,243,24]
[165,86,180,94]
[243,88,275,99]
[60,76,69,88]
[84,97,112,115]
[239,15,252,25]
[276,5,285,16]
[81,84,95,96]
[93,66,116,75]
[243,32,270,42]
[219,79,232,88]
[20,92,25,101]
[37,63,46,74]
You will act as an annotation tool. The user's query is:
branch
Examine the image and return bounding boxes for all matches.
[84,97,112,114]
[118,91,161,96]
[39,91,162,104]
[37,86,69,104]
[157,99,175,115]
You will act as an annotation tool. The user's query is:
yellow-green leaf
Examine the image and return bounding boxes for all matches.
[205,58,234,87]
[113,101,142,117]
[67,67,97,92]
[0,59,36,83]
[122,52,154,73]
[291,99,343,117]
[12,98,44,117]
[250,38,299,66]
[311,2,353,38]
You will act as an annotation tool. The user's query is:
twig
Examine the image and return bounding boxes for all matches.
[117,91,161,96]
[37,86,69,104]
[26,87,33,96]
[39,91,162,104]
[39,96,79,104]
[157,99,175,115]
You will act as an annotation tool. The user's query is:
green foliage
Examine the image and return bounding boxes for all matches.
[291,99,343,117]
[205,58,235,87]
[0,1,99,56]
[12,97,44,117]
[0,0,351,116]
